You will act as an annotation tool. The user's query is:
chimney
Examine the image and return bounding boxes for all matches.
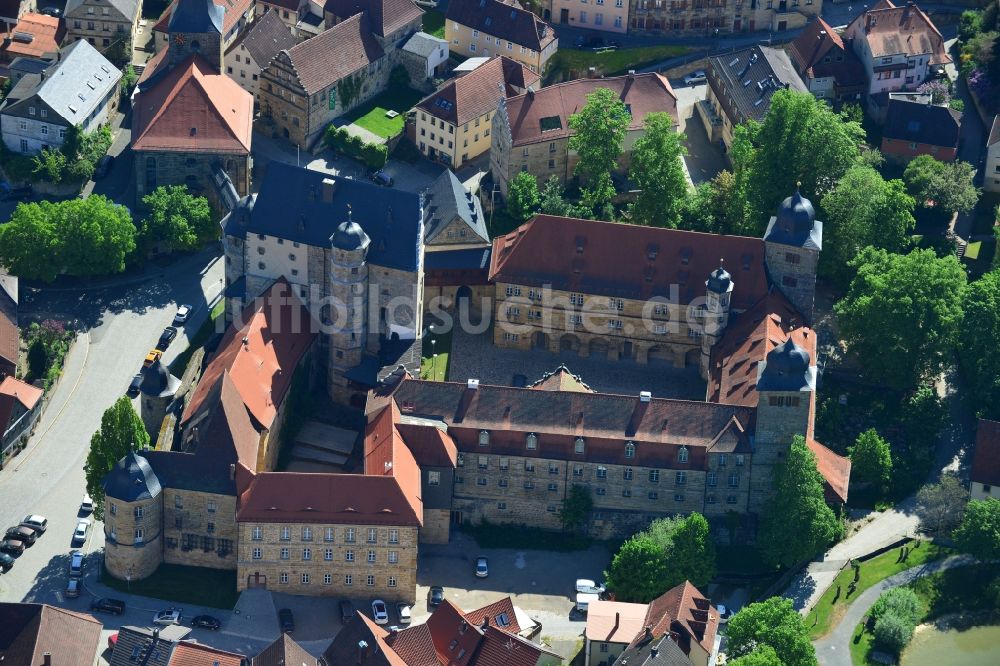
[322,177,336,203]
[357,640,369,663]
[43,654,51,666]
[459,619,468,634]
[639,391,651,403]
[467,379,480,390]
[242,335,249,348]
[614,612,621,631]
[627,69,635,79]
[153,628,160,641]
[481,615,490,630]
[643,626,653,641]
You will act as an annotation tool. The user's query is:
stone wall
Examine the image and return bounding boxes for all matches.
[162,490,238,570]
[104,495,163,581]
[420,509,451,544]
[134,149,251,211]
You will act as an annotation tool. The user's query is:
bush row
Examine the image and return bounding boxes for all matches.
[324,126,387,170]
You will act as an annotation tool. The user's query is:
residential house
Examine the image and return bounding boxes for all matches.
[0,376,42,469]
[167,643,247,666]
[414,55,539,168]
[0,603,103,666]
[788,17,866,101]
[153,0,256,53]
[842,0,950,113]
[585,600,648,666]
[551,0,628,34]
[446,0,558,74]
[224,9,296,98]
[132,0,253,210]
[701,45,806,152]
[63,0,141,54]
[252,634,318,666]
[0,39,121,155]
[0,271,16,379]
[322,0,424,46]
[423,169,489,252]
[0,12,62,73]
[400,30,449,88]
[880,96,960,163]
[970,420,1000,501]
[628,0,822,36]
[986,114,1000,193]
[108,626,191,666]
[491,72,678,197]
[259,0,304,31]
[0,0,33,31]
[7,56,49,85]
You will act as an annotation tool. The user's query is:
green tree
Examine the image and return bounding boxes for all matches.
[869,588,921,625]
[953,497,1000,560]
[32,148,68,182]
[558,484,594,533]
[629,113,688,227]
[727,646,783,666]
[506,171,541,221]
[568,87,631,212]
[140,185,214,253]
[120,64,138,98]
[733,89,863,231]
[903,155,980,214]
[726,597,818,666]
[915,473,968,536]
[664,512,716,588]
[820,165,915,287]
[959,270,1000,420]
[83,397,150,519]
[604,534,668,602]
[539,175,570,216]
[835,248,966,390]
[873,612,916,653]
[759,436,841,568]
[0,203,59,281]
[849,429,893,493]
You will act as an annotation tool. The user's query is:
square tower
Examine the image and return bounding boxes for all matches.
[763,189,822,324]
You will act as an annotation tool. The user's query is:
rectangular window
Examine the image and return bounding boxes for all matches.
[281,527,290,541]
[302,548,311,561]
[280,548,289,560]
[367,575,375,586]
[707,472,717,487]
[280,572,289,584]
[548,483,558,492]
[324,573,332,584]
[388,576,397,587]
[346,528,355,543]
[596,487,606,495]
[325,528,334,542]
[134,507,144,519]
[301,573,310,584]
[324,548,333,561]
[368,550,376,563]
[302,527,312,541]
[649,470,660,483]
[389,529,399,544]
[549,463,559,475]
[676,471,687,485]
[345,574,353,585]
[596,466,607,479]
[346,550,355,562]
[252,547,262,559]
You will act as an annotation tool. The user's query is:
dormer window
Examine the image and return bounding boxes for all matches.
[479,430,490,446]
[574,437,585,454]
[678,446,689,463]
[624,441,635,458]
[526,433,538,450]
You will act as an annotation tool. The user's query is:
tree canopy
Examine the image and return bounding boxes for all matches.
[903,155,980,214]
[604,534,668,602]
[835,248,966,390]
[84,397,150,519]
[628,114,689,227]
[0,196,135,282]
[952,497,1000,560]
[915,473,968,536]
[758,436,841,568]
[726,646,784,666]
[959,269,1000,420]
[568,87,631,215]
[139,186,214,254]
[726,597,818,666]
[506,171,541,222]
[849,429,894,493]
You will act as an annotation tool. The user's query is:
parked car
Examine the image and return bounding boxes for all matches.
[0,552,13,572]
[575,579,606,595]
[340,600,356,624]
[90,598,125,615]
[427,586,444,607]
[69,550,84,578]
[157,326,178,350]
[153,608,183,626]
[107,632,119,650]
[20,515,47,534]
[191,615,221,630]
[370,170,394,187]
[278,608,294,633]
[371,599,389,625]
[683,70,707,86]
[127,372,144,397]
[0,539,24,556]
[475,556,489,578]
[80,494,94,514]
[143,349,163,367]
[71,519,91,546]
[5,526,36,546]
[396,603,412,625]
[173,305,192,325]
[65,578,81,598]
[93,154,114,179]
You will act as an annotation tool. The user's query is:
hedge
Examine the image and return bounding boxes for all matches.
[324,126,388,170]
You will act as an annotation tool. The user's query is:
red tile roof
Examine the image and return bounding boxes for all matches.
[500,73,677,147]
[395,422,458,467]
[168,642,247,666]
[0,278,16,373]
[0,603,103,666]
[636,581,717,658]
[474,625,560,666]
[808,438,851,505]
[363,403,424,522]
[0,377,42,437]
[529,365,593,393]
[463,597,521,636]
[788,18,866,88]
[585,600,648,643]
[1,13,63,61]
[324,0,424,39]
[489,215,768,308]
[132,54,253,154]
[153,0,255,38]
[416,55,539,127]
[182,278,318,430]
[845,0,951,65]
[282,13,384,95]
[970,419,1000,488]
[252,634,317,666]
[384,623,438,665]
[425,599,483,665]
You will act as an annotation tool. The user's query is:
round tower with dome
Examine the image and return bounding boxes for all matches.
[102,452,165,581]
[700,261,734,379]
[763,186,823,324]
[327,206,371,403]
[139,359,181,442]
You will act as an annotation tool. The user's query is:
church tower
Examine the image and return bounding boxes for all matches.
[327,206,371,403]
[167,0,225,72]
[700,262,733,380]
[763,187,822,324]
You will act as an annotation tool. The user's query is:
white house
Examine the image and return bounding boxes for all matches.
[224,9,296,98]
[401,31,449,82]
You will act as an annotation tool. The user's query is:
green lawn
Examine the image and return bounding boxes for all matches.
[807,541,950,640]
[420,325,452,381]
[101,563,240,609]
[346,88,424,139]
[546,45,693,83]
[423,9,445,39]
[169,299,225,377]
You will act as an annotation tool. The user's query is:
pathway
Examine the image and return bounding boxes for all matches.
[813,555,977,666]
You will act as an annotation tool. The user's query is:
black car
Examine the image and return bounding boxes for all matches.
[4,526,36,546]
[127,372,143,397]
[427,586,444,607]
[278,608,294,633]
[0,539,25,556]
[90,598,126,615]
[339,600,356,624]
[0,552,13,572]
[157,326,178,351]
[191,615,221,630]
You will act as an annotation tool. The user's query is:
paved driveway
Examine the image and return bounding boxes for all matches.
[670,80,727,185]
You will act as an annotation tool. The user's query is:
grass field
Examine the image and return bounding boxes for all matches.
[807,541,950,640]
[102,563,240,609]
[420,325,452,381]
[347,88,424,139]
[423,10,445,38]
[547,45,692,83]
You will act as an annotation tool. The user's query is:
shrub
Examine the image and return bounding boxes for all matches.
[324,126,387,169]
[389,64,410,88]
[869,587,920,625]
[872,611,916,653]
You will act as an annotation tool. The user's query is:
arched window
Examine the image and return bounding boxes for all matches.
[623,468,633,481]
[479,430,490,446]
[526,433,537,450]
[678,446,689,463]
[624,441,635,459]
[574,437,585,454]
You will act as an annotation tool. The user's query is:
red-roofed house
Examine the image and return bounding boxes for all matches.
[168,642,247,666]
[0,13,62,70]
[788,18,867,101]
[0,376,42,468]
[0,602,103,666]
[971,419,1000,501]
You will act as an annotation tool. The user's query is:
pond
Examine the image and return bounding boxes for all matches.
[901,624,1000,666]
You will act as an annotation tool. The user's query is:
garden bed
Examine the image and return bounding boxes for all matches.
[101,562,240,609]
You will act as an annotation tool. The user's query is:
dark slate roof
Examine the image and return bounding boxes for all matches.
[0,603,102,666]
[763,189,823,250]
[8,57,49,81]
[423,170,488,245]
[616,634,694,666]
[756,339,815,392]
[708,45,807,124]
[223,162,422,272]
[424,247,492,270]
[446,0,555,51]
[168,0,224,34]
[252,634,317,666]
[103,452,162,502]
[229,10,296,69]
[108,626,189,666]
[883,98,961,148]
[139,359,180,398]
[323,0,424,39]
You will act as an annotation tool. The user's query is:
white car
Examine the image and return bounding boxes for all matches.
[576,579,606,595]
[396,602,412,625]
[683,70,707,86]
[153,608,183,626]
[21,515,47,534]
[71,519,90,546]
[80,495,94,514]
[371,600,389,625]
[173,304,192,325]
